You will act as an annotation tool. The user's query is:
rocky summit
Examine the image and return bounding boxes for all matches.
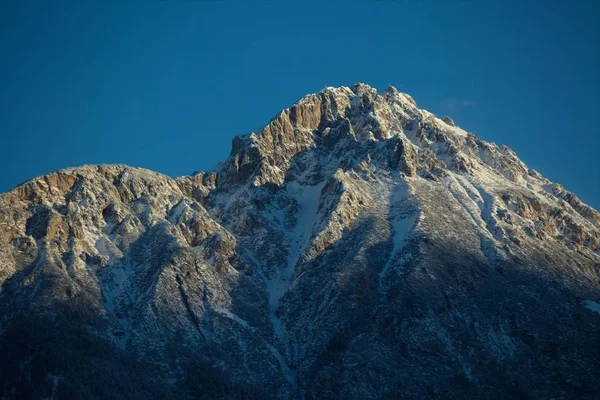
[1,83,599,399]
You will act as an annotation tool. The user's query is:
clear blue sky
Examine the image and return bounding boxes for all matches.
[1,1,599,208]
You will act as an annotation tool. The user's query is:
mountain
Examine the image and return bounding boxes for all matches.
[0,83,599,399]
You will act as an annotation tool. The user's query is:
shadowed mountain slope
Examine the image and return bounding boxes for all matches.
[1,84,599,399]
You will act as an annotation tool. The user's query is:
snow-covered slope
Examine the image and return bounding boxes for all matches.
[0,84,599,399]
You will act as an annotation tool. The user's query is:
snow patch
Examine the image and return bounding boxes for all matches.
[95,236,111,258]
[583,300,600,315]
[378,181,417,291]
[265,180,326,341]
[215,308,250,328]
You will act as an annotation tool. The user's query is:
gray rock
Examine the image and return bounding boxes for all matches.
[442,116,456,126]
[0,84,599,399]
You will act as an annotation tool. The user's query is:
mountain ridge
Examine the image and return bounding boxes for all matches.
[0,83,599,399]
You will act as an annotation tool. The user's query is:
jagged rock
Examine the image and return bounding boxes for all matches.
[442,116,456,126]
[0,84,599,399]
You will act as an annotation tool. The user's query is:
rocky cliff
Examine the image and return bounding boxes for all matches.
[1,84,599,399]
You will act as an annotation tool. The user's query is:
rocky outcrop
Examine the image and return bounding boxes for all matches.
[0,84,599,399]
[442,116,456,126]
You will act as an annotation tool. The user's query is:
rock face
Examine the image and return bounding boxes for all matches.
[1,84,599,399]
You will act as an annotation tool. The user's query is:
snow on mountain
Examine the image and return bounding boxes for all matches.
[0,83,599,399]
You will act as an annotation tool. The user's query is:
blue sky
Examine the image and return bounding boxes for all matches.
[1,1,599,208]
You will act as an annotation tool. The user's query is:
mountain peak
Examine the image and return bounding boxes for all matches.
[215,84,493,189]
[1,83,599,398]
